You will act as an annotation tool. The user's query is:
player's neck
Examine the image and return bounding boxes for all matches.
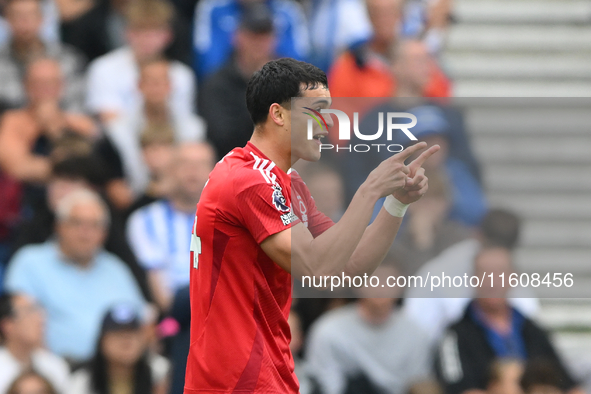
[249,130,291,173]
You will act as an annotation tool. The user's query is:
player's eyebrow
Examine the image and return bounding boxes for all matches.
[311,98,331,107]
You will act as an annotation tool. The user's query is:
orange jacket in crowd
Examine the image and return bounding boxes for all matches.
[328,50,451,99]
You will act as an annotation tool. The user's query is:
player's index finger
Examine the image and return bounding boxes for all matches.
[409,144,441,169]
[392,141,427,162]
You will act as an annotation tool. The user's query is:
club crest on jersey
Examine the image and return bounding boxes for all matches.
[272,184,290,212]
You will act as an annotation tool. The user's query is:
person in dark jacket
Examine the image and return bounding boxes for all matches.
[198,3,276,159]
[436,247,582,394]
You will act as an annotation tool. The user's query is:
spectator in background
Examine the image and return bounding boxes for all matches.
[67,305,169,394]
[487,359,524,394]
[345,40,481,194]
[328,0,450,99]
[56,0,192,64]
[127,143,215,311]
[167,286,190,394]
[306,264,432,394]
[0,0,59,47]
[0,0,85,111]
[192,0,309,81]
[408,380,444,394]
[307,0,372,72]
[105,59,205,206]
[125,126,175,213]
[86,0,195,123]
[0,171,21,289]
[407,105,487,227]
[288,309,314,394]
[346,103,484,225]
[521,360,572,394]
[435,247,582,394]
[6,371,57,394]
[12,156,152,301]
[199,2,275,159]
[391,40,482,183]
[0,293,69,394]
[402,0,452,55]
[404,209,540,343]
[5,190,146,362]
[390,169,470,276]
[0,57,97,184]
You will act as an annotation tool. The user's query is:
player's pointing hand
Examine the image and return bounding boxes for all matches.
[394,144,440,204]
[364,142,430,199]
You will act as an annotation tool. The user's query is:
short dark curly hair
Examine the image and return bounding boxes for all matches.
[245,58,328,126]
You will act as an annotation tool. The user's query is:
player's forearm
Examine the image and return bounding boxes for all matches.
[293,184,379,277]
[345,206,403,276]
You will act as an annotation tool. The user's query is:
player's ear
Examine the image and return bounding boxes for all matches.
[269,103,286,127]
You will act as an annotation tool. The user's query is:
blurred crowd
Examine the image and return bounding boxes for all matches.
[0,0,583,393]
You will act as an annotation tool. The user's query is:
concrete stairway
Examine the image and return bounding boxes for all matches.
[445,0,591,96]
[443,0,591,383]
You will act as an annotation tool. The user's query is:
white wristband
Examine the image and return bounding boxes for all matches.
[383,195,409,217]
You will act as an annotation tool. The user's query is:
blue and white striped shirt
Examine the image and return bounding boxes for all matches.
[127,200,195,293]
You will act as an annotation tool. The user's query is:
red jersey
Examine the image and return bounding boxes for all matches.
[185,142,333,393]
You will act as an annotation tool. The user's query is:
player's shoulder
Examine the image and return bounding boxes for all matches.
[211,145,287,194]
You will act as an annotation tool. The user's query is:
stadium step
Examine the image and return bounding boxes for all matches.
[452,81,591,97]
[445,54,591,80]
[515,248,591,276]
[454,0,591,25]
[447,25,591,53]
[486,193,591,220]
[472,136,591,164]
[462,105,591,136]
[483,164,591,192]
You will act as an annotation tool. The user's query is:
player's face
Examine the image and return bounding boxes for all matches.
[290,86,332,163]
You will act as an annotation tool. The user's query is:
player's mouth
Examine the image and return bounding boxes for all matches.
[312,133,327,144]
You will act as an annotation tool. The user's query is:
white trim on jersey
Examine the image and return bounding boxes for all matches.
[250,152,277,184]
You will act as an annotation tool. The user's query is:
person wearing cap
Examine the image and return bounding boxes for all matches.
[67,304,169,394]
[348,102,486,227]
[192,0,309,81]
[199,2,277,159]
[407,105,487,227]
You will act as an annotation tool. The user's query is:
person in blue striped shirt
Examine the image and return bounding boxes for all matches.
[126,142,215,312]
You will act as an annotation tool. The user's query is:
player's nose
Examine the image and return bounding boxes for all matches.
[323,113,334,128]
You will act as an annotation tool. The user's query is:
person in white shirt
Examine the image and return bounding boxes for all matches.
[85,0,195,123]
[127,142,215,311]
[105,59,205,203]
[0,292,69,394]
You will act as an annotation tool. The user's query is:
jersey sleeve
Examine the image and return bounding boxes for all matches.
[236,180,300,245]
[304,195,335,238]
[291,172,335,238]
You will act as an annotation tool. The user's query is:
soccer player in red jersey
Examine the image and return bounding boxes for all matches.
[185,58,439,393]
